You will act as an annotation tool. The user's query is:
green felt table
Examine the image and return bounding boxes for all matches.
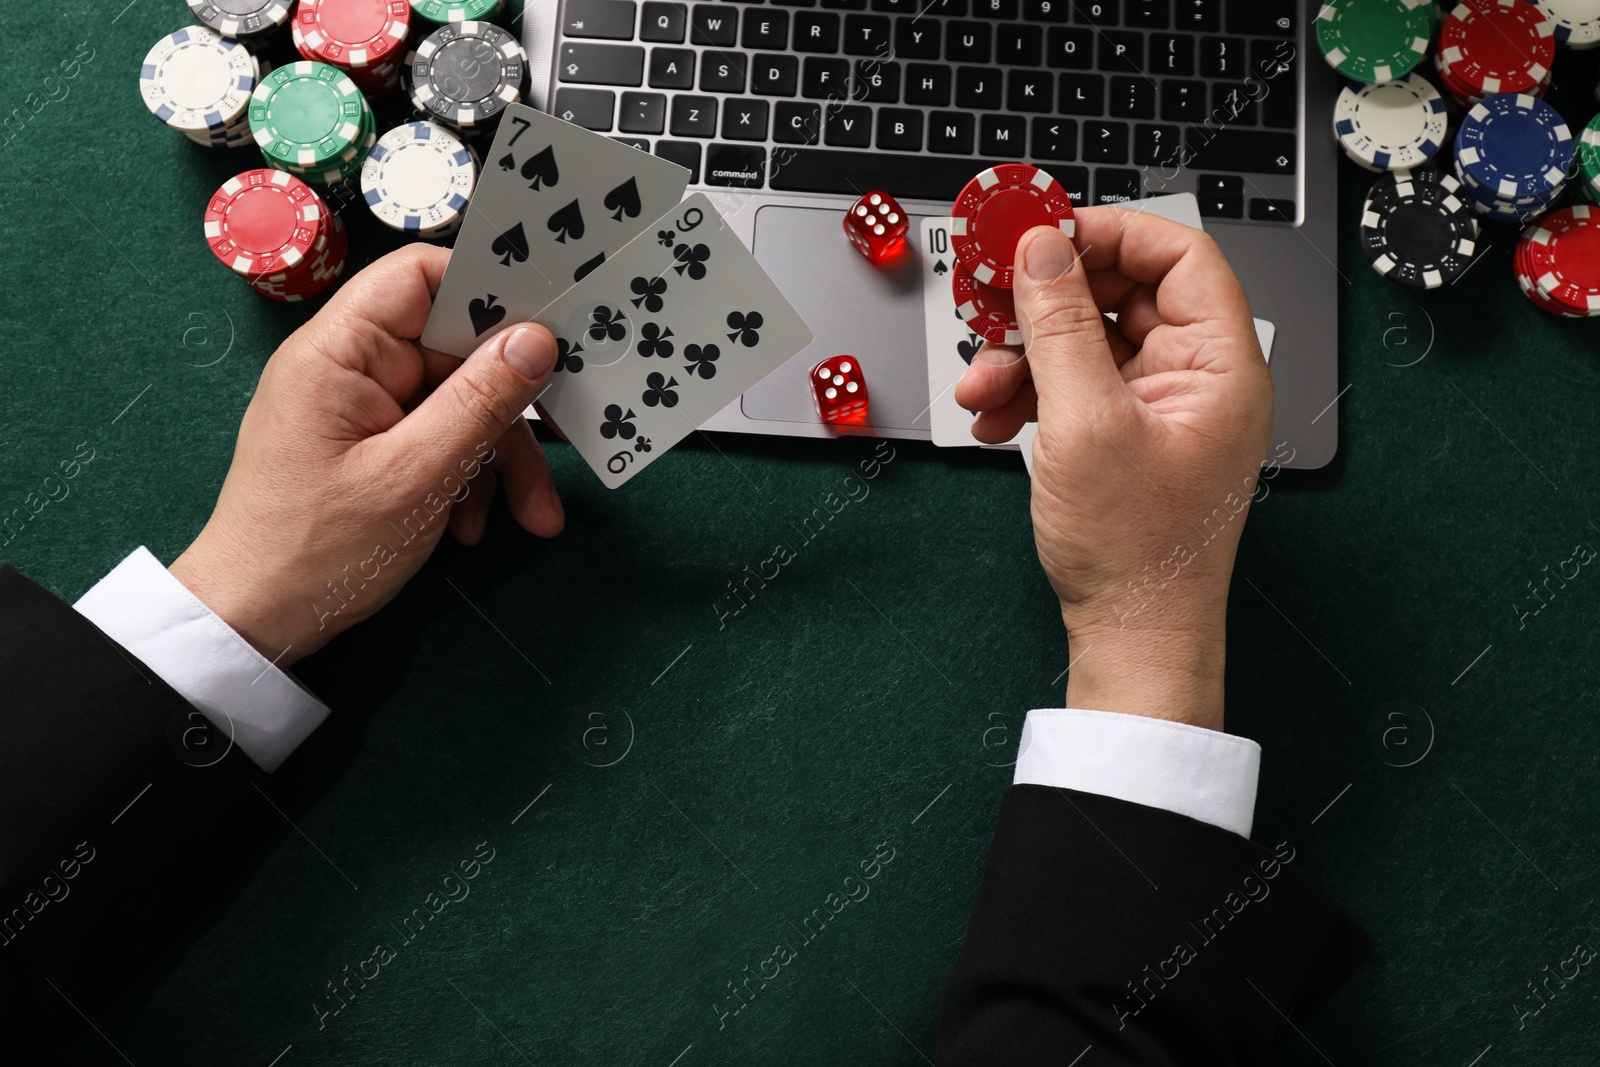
[5,3,1600,1064]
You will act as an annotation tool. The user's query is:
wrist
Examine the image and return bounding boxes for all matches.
[1061,612,1227,732]
[169,531,304,668]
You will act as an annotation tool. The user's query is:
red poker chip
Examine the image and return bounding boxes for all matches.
[1436,0,1555,100]
[949,162,1075,289]
[204,169,325,277]
[292,0,410,70]
[1521,206,1600,315]
[952,262,1021,346]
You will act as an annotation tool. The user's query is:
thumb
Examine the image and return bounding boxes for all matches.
[1013,226,1125,412]
[393,324,558,480]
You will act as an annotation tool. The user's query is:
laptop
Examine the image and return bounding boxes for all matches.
[520,0,1338,469]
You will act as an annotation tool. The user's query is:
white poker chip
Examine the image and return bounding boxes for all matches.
[1333,73,1448,171]
[1532,0,1600,50]
[138,26,257,134]
[360,121,478,236]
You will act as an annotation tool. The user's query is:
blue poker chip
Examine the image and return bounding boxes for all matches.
[1454,93,1573,203]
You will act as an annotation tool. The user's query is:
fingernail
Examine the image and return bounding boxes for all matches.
[1021,228,1077,284]
[501,327,555,380]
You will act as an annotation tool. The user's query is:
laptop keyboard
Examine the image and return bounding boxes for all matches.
[549,0,1302,220]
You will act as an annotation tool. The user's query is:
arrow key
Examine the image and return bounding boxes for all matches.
[553,88,616,131]
[1031,116,1077,161]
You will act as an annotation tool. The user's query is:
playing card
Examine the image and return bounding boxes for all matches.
[420,103,690,357]
[530,194,813,489]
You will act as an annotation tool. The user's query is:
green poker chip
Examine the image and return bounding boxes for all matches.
[408,0,504,24]
[249,61,368,171]
[1316,0,1434,83]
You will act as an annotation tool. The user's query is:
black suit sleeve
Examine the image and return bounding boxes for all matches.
[0,566,275,1050]
[937,785,1374,1065]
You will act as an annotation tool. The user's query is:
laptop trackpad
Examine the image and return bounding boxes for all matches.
[742,205,931,430]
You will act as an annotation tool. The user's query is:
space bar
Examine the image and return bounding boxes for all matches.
[768,149,1004,201]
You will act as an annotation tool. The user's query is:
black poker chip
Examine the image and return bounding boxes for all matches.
[1361,168,1480,289]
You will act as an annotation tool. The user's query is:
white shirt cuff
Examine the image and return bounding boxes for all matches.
[1012,708,1260,838]
[72,547,329,773]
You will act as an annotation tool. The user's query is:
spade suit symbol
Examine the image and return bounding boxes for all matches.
[521,146,559,189]
[469,294,507,337]
[491,222,530,267]
[603,177,642,222]
[547,199,585,244]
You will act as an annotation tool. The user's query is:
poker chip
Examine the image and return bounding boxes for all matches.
[139,27,257,139]
[1453,94,1571,220]
[186,0,292,39]
[360,121,478,238]
[1436,0,1556,104]
[1333,74,1448,171]
[953,263,1022,345]
[410,0,505,24]
[1531,0,1600,49]
[292,0,410,99]
[1316,0,1434,83]
[1360,169,1480,289]
[1519,205,1600,314]
[408,22,526,129]
[948,163,1074,289]
[250,61,376,184]
[203,170,349,302]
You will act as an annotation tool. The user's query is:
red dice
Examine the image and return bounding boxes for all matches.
[810,356,869,424]
[842,191,908,262]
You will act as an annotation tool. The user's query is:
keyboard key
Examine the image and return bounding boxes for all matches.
[1229,3,1295,36]
[1251,39,1298,128]
[946,21,992,62]
[563,0,637,39]
[772,0,819,5]
[670,95,718,136]
[749,55,797,96]
[894,17,941,59]
[1031,116,1076,160]
[1200,196,1245,219]
[1094,168,1142,204]
[843,14,892,55]
[705,143,766,187]
[612,136,649,151]
[955,66,1002,109]
[722,98,770,139]
[767,149,1001,198]
[1054,165,1089,207]
[1212,83,1257,125]
[876,107,923,150]
[802,57,850,97]
[1159,79,1205,121]
[980,113,1026,155]
[905,63,952,105]
[1125,0,1168,27]
[1082,120,1128,164]
[774,101,822,143]
[973,0,1019,17]
[1046,26,1093,69]
[641,2,688,42]
[824,104,873,146]
[1149,34,1193,75]
[649,48,696,88]
[793,11,841,51]
[1250,198,1296,222]
[1108,76,1154,119]
[656,139,702,183]
[997,24,1042,65]
[742,8,790,49]
[559,43,645,86]
[553,87,615,130]
[619,91,668,133]
[1200,36,1246,77]
[1056,73,1104,116]
[1099,31,1142,72]
[700,51,749,92]
[928,111,976,153]
[1181,128,1295,173]
[872,0,919,10]
[853,60,899,102]
[1007,69,1054,112]
[1175,0,1219,31]
[1197,177,1244,217]
[1075,0,1118,25]
[821,0,867,7]
[1133,122,1178,165]
[920,0,968,13]
[1024,0,1068,22]
[691,5,738,45]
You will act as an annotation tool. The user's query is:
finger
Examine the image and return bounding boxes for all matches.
[306,244,452,405]
[970,379,1038,444]
[1010,225,1128,420]
[448,468,497,546]
[380,323,559,486]
[490,416,565,538]
[1100,314,1139,367]
[952,343,1027,412]
[1110,284,1163,348]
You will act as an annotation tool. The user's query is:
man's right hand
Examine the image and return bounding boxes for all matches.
[954,209,1275,731]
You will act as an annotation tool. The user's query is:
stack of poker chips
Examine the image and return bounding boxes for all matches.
[292,0,411,101]
[1333,73,1449,172]
[1514,205,1600,317]
[407,22,526,134]
[359,121,479,240]
[138,26,262,149]
[1434,0,1555,107]
[204,169,349,302]
[1530,0,1600,50]
[250,61,377,185]
[186,0,292,40]
[1315,0,1434,85]
[1450,93,1572,223]
[1360,168,1479,289]
[408,0,506,24]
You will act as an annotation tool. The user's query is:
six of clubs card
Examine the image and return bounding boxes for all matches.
[529,193,813,489]
[421,102,691,358]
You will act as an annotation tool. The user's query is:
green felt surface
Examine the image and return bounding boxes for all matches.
[4,3,1600,1064]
